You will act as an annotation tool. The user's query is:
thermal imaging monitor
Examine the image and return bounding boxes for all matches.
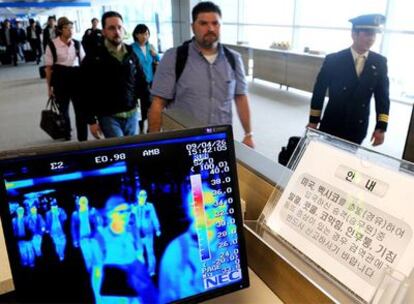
[0,126,249,303]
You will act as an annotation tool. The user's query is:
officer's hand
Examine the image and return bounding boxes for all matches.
[307,122,318,129]
[89,123,103,139]
[371,129,385,146]
[242,135,255,149]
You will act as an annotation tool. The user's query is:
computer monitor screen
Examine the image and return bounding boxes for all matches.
[0,126,249,303]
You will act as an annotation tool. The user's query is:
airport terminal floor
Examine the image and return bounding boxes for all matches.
[0,60,411,162]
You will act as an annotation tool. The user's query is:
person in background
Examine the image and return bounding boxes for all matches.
[70,196,102,271]
[43,15,57,52]
[130,189,161,276]
[12,206,36,267]
[307,14,390,146]
[131,24,160,134]
[26,18,42,64]
[45,199,67,261]
[82,11,149,139]
[45,17,87,141]
[148,1,254,148]
[14,21,26,62]
[0,20,18,66]
[92,195,157,303]
[82,17,103,56]
[25,205,46,258]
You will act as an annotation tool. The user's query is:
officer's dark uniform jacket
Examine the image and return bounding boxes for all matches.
[81,44,149,124]
[81,28,103,55]
[310,48,390,144]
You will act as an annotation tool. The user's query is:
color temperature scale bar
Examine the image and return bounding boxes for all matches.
[190,174,211,261]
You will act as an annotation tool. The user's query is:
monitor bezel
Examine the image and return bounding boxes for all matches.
[0,125,250,303]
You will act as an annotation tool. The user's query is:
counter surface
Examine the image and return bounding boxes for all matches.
[202,268,283,304]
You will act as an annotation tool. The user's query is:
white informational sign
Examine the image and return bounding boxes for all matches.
[267,141,414,302]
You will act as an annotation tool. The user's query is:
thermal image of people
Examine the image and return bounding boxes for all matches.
[70,196,103,271]
[158,181,208,303]
[130,189,161,276]
[45,199,68,261]
[158,173,238,304]
[12,206,36,267]
[93,195,157,304]
[25,205,46,257]
[158,226,203,303]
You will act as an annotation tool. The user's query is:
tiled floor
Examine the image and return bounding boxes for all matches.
[0,63,411,163]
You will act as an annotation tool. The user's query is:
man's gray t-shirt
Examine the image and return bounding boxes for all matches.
[151,41,248,125]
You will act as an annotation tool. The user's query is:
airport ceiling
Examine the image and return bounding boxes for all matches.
[0,1,91,18]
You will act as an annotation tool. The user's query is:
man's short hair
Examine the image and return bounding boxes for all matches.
[191,1,221,23]
[91,18,99,23]
[48,15,56,21]
[101,11,123,29]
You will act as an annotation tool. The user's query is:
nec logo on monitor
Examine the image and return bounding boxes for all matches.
[142,148,160,156]
[203,269,242,289]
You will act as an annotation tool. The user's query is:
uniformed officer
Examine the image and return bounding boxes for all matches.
[81,18,103,56]
[307,14,390,146]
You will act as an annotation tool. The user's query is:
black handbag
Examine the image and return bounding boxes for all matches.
[40,97,67,139]
[278,136,301,166]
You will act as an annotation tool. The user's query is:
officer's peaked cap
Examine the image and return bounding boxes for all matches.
[349,14,385,32]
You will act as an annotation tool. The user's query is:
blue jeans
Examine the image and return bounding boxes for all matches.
[99,112,138,138]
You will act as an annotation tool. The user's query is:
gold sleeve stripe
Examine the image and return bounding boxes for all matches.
[310,109,322,116]
[378,114,389,122]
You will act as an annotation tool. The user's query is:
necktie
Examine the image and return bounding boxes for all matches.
[355,55,365,77]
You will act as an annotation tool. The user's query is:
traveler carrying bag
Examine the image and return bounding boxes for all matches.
[40,97,67,139]
[278,136,301,166]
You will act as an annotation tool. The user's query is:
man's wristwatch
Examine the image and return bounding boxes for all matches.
[244,132,253,138]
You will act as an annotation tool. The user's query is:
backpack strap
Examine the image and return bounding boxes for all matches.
[175,39,192,83]
[223,46,236,71]
[48,40,57,64]
[175,39,236,83]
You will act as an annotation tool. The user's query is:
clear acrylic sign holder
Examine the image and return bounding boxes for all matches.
[246,128,414,304]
